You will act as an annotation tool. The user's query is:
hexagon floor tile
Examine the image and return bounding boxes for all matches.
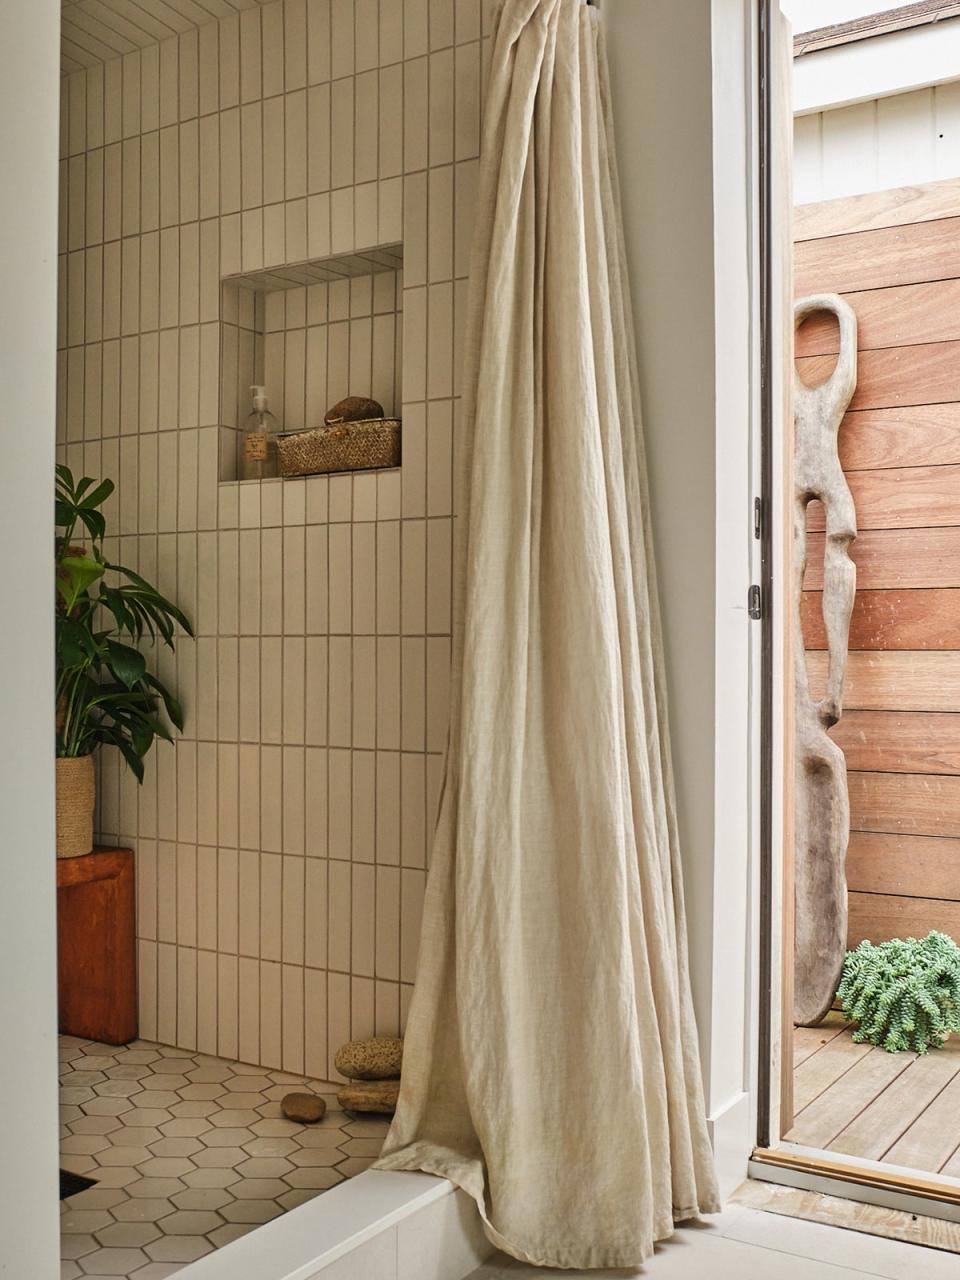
[59,1036,390,1278]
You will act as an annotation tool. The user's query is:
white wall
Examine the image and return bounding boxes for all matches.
[604,0,760,1196]
[795,84,960,204]
[0,1,63,1276]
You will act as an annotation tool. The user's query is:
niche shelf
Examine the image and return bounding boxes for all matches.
[218,244,404,483]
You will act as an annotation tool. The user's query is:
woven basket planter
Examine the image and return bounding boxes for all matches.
[56,755,95,859]
[277,418,401,478]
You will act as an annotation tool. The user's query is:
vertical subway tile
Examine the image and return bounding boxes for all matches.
[241,101,264,209]
[198,18,219,117]
[218,953,239,1060]
[331,0,356,77]
[240,4,263,104]
[405,0,429,59]
[122,51,141,139]
[307,0,332,85]
[260,961,282,1067]
[159,37,179,128]
[104,58,122,144]
[219,13,241,109]
[179,119,200,224]
[262,0,285,99]
[304,966,327,1077]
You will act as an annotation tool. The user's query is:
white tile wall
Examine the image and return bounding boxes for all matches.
[56,0,483,1079]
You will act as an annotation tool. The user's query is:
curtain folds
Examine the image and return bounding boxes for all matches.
[373,0,720,1267]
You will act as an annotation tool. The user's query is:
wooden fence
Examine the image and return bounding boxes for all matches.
[795,176,960,948]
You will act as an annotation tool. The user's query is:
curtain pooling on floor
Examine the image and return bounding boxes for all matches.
[374,0,720,1267]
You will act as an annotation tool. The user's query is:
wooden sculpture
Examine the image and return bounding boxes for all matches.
[794,293,858,1028]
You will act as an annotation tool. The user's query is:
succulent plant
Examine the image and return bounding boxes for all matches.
[838,931,960,1055]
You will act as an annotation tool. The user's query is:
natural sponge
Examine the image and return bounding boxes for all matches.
[838,930,960,1055]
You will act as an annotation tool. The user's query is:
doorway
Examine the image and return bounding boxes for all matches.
[759,0,960,1217]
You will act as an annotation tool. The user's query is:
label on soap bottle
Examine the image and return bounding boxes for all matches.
[244,432,267,461]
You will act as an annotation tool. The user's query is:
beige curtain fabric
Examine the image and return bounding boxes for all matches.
[374,0,720,1267]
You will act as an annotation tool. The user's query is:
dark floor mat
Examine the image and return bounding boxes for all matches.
[59,1169,96,1200]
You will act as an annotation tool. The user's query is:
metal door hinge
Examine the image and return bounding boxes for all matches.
[754,496,762,539]
[748,584,762,620]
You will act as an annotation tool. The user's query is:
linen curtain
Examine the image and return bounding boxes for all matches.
[374,0,720,1267]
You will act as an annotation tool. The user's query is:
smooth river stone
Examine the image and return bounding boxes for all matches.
[324,395,384,424]
[336,1079,400,1114]
[281,1092,327,1123]
[334,1036,403,1081]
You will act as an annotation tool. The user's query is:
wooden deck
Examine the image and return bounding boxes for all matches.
[786,1012,960,1172]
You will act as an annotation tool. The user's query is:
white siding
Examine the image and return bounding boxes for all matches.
[794,83,960,205]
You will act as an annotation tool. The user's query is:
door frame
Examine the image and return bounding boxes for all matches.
[752,4,960,1218]
[756,0,795,1151]
[0,1,63,1276]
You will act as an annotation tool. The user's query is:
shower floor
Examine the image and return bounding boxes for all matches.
[59,1035,389,1278]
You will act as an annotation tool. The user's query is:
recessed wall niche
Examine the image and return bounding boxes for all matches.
[219,245,404,481]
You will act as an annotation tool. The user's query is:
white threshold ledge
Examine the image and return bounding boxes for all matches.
[177,1169,491,1280]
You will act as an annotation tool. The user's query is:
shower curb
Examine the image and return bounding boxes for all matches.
[174,1169,493,1280]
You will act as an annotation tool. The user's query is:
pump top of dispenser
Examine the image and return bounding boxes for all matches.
[251,386,270,414]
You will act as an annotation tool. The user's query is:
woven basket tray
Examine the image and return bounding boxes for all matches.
[277,418,401,477]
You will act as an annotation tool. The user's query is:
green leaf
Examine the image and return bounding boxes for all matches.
[56,555,106,610]
[106,640,147,688]
[79,478,114,510]
[57,617,100,669]
[54,499,75,528]
[75,507,106,542]
[54,467,189,785]
[144,672,184,731]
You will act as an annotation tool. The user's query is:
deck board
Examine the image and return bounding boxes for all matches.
[829,1039,960,1160]
[791,1023,873,1113]
[787,1046,911,1149]
[788,1026,960,1174]
[885,1063,960,1171]
[793,1012,849,1068]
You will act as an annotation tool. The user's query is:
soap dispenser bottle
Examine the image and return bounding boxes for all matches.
[240,385,280,480]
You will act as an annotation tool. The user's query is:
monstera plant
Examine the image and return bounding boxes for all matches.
[55,465,191,857]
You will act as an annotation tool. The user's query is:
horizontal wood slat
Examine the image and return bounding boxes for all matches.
[797,340,960,411]
[838,405,960,471]
[797,190,960,992]
[848,770,960,837]
[802,588,960,649]
[805,464,960,530]
[846,831,960,900]
[805,650,960,710]
[804,527,960,589]
[848,891,960,947]
[795,216,960,295]
[831,710,960,775]
[796,279,960,356]
[794,177,960,243]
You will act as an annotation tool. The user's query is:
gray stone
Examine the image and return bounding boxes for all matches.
[280,1093,326,1124]
[336,1080,400,1115]
[334,1037,403,1081]
[324,396,384,425]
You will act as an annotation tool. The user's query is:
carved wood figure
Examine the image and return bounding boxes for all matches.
[794,293,858,1028]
